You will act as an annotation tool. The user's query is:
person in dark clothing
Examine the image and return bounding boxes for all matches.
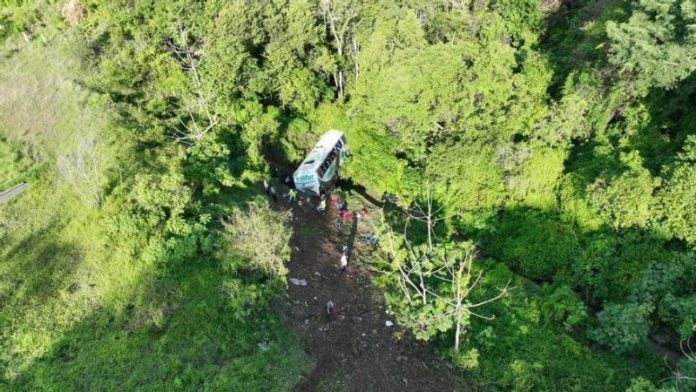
[282,174,294,188]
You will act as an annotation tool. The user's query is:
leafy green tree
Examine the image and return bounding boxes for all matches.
[625,377,674,392]
[590,302,653,353]
[539,284,588,332]
[607,0,696,91]
[656,136,696,244]
[588,152,659,229]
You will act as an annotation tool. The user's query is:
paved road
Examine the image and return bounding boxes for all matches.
[0,183,29,203]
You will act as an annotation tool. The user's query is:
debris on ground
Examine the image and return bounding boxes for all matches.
[274,180,460,391]
[257,340,270,352]
[289,278,308,286]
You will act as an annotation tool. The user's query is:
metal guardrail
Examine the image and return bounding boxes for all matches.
[0,183,29,203]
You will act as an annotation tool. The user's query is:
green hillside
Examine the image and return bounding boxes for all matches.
[0,1,694,391]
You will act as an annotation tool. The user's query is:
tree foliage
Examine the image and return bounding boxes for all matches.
[607,0,696,91]
[2,0,695,390]
[221,203,292,279]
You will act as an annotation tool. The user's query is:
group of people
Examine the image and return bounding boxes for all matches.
[262,172,371,320]
[263,174,299,204]
[263,175,369,268]
[315,192,353,274]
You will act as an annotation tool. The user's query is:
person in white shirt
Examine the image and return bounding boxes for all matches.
[316,196,326,214]
[339,253,348,274]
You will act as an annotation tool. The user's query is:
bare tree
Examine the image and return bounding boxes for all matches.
[318,0,360,98]
[675,325,696,389]
[375,187,511,352]
[406,182,447,252]
[165,24,218,146]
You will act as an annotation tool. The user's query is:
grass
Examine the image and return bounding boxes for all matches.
[9,262,309,391]
[0,28,309,391]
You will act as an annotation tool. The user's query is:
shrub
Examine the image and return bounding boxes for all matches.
[540,284,588,331]
[590,303,652,353]
[220,203,292,279]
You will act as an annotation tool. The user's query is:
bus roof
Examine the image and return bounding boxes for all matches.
[298,130,345,173]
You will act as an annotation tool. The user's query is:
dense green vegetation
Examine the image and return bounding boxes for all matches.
[1,0,694,391]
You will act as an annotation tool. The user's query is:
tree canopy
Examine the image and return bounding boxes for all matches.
[0,0,694,391]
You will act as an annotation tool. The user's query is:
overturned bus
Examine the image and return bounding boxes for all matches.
[293,130,348,196]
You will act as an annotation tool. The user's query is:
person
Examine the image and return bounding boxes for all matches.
[316,195,326,215]
[339,253,348,273]
[283,174,294,188]
[357,208,369,220]
[263,179,270,197]
[325,300,334,316]
[269,184,278,203]
[287,188,298,203]
[335,216,342,230]
[342,242,349,255]
[343,209,353,223]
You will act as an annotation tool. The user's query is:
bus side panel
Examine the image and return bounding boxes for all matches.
[293,171,319,195]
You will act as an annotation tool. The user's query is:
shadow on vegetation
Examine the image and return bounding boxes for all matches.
[379,200,678,389]
[539,0,627,99]
[561,137,629,195]
[452,205,681,305]
[6,256,307,391]
[627,73,696,175]
[337,177,383,209]
[0,219,82,308]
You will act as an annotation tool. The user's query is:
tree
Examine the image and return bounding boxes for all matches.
[589,302,653,353]
[166,23,219,146]
[376,203,510,351]
[607,0,696,91]
[220,203,292,279]
[588,152,659,230]
[656,136,696,244]
[318,0,361,98]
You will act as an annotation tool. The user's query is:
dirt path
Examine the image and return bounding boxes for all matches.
[277,196,463,392]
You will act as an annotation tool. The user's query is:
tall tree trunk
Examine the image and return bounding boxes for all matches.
[455,305,462,351]
[352,37,360,81]
[338,70,344,98]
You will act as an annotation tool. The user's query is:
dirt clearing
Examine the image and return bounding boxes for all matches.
[276,193,463,392]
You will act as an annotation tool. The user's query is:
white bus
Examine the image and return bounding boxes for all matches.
[293,130,348,196]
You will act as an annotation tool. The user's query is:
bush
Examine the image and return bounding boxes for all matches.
[590,303,652,353]
[221,203,292,279]
[540,284,588,331]
[488,210,580,281]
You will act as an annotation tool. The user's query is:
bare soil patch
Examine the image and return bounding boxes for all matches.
[275,193,463,392]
